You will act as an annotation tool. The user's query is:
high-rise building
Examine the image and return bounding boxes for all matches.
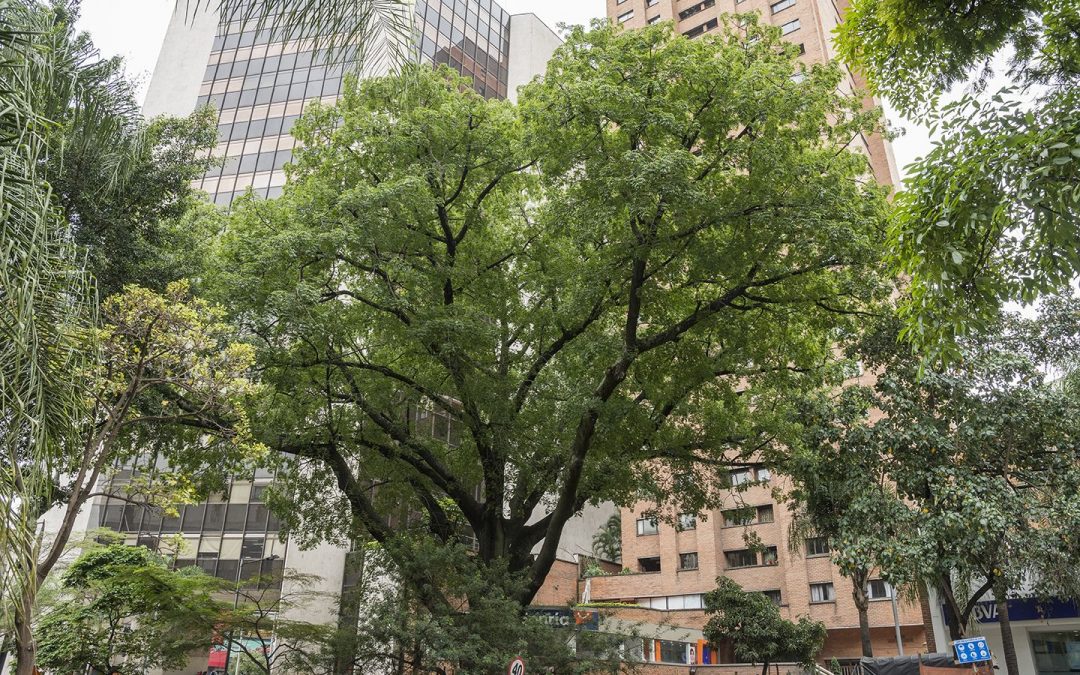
[144,0,561,205]
[589,1,924,669]
[607,0,898,186]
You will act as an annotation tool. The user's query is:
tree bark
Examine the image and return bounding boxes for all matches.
[994,579,1019,675]
[938,576,965,640]
[760,660,770,675]
[14,581,35,675]
[851,569,873,657]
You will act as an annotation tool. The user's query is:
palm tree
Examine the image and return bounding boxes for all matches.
[0,2,158,671]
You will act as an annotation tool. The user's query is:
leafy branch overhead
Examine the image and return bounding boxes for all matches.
[209,16,891,615]
[837,0,1080,359]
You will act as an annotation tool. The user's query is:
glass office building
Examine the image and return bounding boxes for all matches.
[192,0,516,205]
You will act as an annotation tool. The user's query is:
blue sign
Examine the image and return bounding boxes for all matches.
[953,637,992,664]
[943,596,1080,624]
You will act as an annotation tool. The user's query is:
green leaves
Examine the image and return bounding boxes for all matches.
[36,545,223,675]
[209,19,890,613]
[704,577,826,671]
[788,300,1080,624]
[837,0,1080,359]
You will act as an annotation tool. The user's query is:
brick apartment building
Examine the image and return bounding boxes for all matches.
[585,0,923,669]
[607,0,897,187]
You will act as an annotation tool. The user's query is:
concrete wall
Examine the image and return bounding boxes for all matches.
[507,13,562,102]
[143,1,218,118]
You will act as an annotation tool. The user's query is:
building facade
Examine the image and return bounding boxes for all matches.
[927,588,1080,675]
[585,472,930,668]
[595,0,922,669]
[607,0,898,186]
[144,0,561,205]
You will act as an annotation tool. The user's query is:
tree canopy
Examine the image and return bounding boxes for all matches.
[209,16,890,618]
[787,299,1080,675]
[35,545,221,675]
[837,0,1080,359]
[704,576,826,675]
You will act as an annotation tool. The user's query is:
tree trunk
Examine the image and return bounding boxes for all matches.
[994,580,1019,675]
[14,581,35,675]
[760,659,770,675]
[851,569,873,657]
[938,576,965,640]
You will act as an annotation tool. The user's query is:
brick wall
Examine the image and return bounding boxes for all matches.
[533,557,581,606]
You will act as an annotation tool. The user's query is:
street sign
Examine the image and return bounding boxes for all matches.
[507,656,526,675]
[953,636,992,664]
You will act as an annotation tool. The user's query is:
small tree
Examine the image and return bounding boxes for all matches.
[704,577,826,675]
[787,300,1080,675]
[7,281,259,674]
[34,545,222,674]
[215,571,338,675]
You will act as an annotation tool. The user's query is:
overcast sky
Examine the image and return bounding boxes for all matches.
[75,0,931,179]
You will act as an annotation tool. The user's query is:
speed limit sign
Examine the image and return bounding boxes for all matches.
[507,656,526,675]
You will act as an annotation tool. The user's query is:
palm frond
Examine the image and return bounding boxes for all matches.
[190,0,415,75]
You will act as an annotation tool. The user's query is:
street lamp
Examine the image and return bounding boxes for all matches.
[221,554,280,675]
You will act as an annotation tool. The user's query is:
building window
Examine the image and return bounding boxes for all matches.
[678,513,697,530]
[646,0,660,5]
[762,589,783,605]
[683,17,718,38]
[756,467,772,482]
[679,552,699,570]
[810,582,836,603]
[725,549,757,569]
[757,505,775,523]
[806,537,831,557]
[729,468,753,486]
[868,579,894,600]
[724,505,773,526]
[639,556,662,573]
[781,18,801,35]
[659,639,689,664]
[636,517,659,536]
[678,0,715,21]
[250,484,269,502]
[770,0,796,12]
[617,9,634,23]
[240,537,264,560]
[761,546,779,566]
[647,15,662,24]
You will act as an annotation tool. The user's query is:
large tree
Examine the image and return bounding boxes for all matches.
[788,301,1080,675]
[836,0,1080,359]
[211,17,890,619]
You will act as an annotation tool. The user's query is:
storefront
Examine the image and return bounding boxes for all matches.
[929,594,1080,674]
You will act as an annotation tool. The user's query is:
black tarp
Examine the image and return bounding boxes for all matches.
[858,653,959,675]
